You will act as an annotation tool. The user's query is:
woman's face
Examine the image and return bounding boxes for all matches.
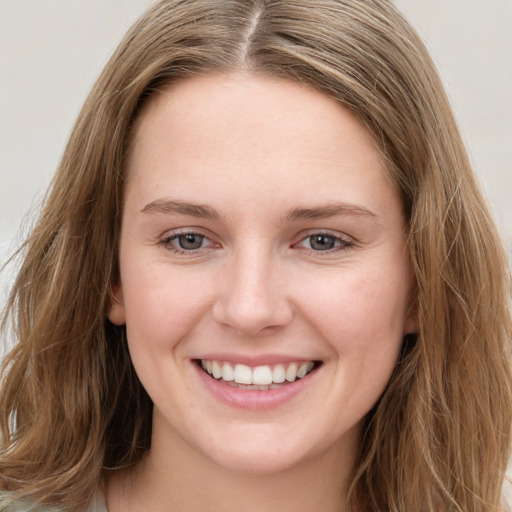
[110,73,416,475]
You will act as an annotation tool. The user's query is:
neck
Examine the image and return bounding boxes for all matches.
[107,418,357,512]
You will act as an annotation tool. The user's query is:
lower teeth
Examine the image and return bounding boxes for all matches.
[223,381,286,390]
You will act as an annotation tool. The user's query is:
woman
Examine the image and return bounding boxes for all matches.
[1,1,511,511]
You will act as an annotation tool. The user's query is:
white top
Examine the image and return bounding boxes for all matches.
[88,489,108,512]
[0,489,108,512]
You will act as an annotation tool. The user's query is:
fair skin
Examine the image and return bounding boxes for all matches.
[107,73,415,512]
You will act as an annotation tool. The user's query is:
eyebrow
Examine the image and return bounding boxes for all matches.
[140,199,377,222]
[141,199,221,220]
[284,203,377,222]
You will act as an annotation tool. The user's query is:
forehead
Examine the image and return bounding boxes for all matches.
[125,72,400,219]
[130,72,384,163]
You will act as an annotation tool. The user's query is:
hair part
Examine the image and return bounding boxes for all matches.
[1,1,511,511]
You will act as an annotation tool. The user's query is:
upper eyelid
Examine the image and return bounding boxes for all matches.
[294,228,354,243]
[161,226,214,240]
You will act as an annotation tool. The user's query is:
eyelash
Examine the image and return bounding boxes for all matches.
[159,230,354,256]
[160,230,215,255]
[292,231,354,254]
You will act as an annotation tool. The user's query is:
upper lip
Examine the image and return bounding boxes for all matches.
[193,353,321,366]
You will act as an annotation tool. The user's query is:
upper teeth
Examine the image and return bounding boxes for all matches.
[201,360,315,385]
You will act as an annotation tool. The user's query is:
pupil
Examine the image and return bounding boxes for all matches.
[310,235,335,251]
[178,234,203,250]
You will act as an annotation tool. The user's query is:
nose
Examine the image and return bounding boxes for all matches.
[212,248,293,337]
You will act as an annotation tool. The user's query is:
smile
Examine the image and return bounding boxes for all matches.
[199,359,318,390]
[193,357,322,410]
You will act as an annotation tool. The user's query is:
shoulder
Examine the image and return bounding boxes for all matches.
[0,501,49,512]
[0,489,107,512]
[0,499,61,512]
[88,489,108,512]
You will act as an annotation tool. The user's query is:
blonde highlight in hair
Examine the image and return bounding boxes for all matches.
[1,1,511,510]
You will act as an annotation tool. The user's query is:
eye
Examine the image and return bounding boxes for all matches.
[161,231,216,253]
[295,232,353,252]
[174,233,206,250]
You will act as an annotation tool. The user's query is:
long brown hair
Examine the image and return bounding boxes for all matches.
[1,1,511,511]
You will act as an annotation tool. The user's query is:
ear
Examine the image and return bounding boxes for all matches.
[108,282,126,326]
[403,301,418,337]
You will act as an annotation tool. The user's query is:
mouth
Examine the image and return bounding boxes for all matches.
[195,359,322,390]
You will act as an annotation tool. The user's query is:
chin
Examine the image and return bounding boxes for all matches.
[207,445,309,475]
[196,423,348,476]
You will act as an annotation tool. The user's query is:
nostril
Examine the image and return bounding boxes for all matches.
[212,300,294,337]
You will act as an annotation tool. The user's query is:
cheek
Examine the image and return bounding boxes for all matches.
[296,258,411,360]
[318,268,409,412]
[120,255,214,351]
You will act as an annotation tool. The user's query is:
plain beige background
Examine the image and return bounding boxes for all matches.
[1,0,511,300]
[0,0,511,502]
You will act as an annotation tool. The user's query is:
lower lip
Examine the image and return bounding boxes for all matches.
[193,362,318,411]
